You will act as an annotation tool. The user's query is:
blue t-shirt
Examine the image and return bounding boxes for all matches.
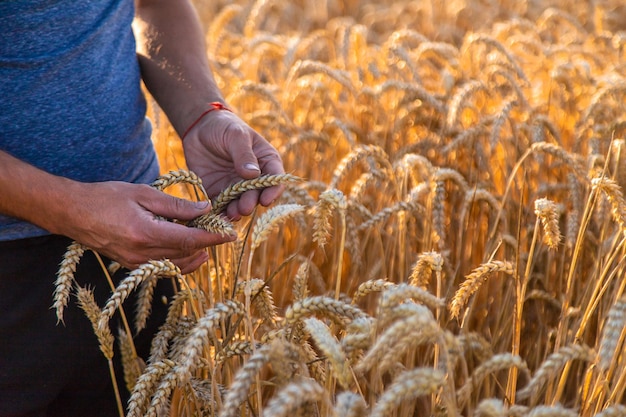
[0,0,160,240]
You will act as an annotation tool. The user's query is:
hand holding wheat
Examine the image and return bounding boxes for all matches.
[182,106,285,220]
[57,181,235,274]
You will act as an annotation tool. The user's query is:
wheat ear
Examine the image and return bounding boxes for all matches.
[369,367,445,417]
[293,261,310,302]
[216,341,256,363]
[304,317,351,388]
[264,377,325,417]
[147,290,194,365]
[517,343,595,401]
[144,371,178,417]
[334,392,367,417]
[525,404,578,417]
[457,353,529,406]
[599,295,626,371]
[250,203,304,251]
[356,304,439,374]
[126,359,175,417]
[594,405,626,417]
[150,169,208,200]
[219,345,271,417]
[378,283,446,317]
[342,316,375,358]
[592,176,626,235]
[118,327,145,392]
[53,241,86,324]
[75,286,114,360]
[236,278,277,325]
[98,260,181,335]
[409,251,444,289]
[134,275,160,334]
[175,300,243,383]
[285,295,367,328]
[211,174,301,214]
[188,212,235,236]
[474,398,506,417]
[450,260,515,320]
[352,279,395,303]
[312,188,346,248]
[534,197,562,249]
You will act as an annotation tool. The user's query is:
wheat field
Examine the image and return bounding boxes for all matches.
[55,0,626,416]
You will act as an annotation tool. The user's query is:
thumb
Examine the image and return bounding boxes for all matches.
[144,192,212,221]
[227,131,262,179]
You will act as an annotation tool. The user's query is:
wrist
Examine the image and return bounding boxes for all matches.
[181,102,233,141]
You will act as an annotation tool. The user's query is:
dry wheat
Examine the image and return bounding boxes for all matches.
[126,359,176,417]
[517,343,594,401]
[534,197,562,250]
[53,241,86,324]
[98,260,180,335]
[450,260,515,320]
[369,367,445,417]
[250,203,304,251]
[219,345,271,417]
[175,300,243,383]
[599,295,626,371]
[263,377,325,417]
[211,174,301,214]
[285,295,367,328]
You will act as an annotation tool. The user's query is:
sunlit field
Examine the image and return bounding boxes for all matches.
[56,1,626,416]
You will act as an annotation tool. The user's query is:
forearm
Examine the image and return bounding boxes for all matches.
[134,0,224,136]
[0,150,83,237]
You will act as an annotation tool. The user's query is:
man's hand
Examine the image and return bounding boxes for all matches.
[182,109,285,220]
[60,181,236,274]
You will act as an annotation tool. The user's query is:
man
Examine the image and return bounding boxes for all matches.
[0,0,284,415]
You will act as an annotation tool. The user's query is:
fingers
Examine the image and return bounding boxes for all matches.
[170,250,210,275]
[121,250,209,275]
[139,187,212,221]
[225,189,260,220]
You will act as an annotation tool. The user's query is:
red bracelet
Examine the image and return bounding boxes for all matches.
[181,102,232,141]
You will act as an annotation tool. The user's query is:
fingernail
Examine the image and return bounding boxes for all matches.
[194,200,211,209]
[244,163,261,172]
